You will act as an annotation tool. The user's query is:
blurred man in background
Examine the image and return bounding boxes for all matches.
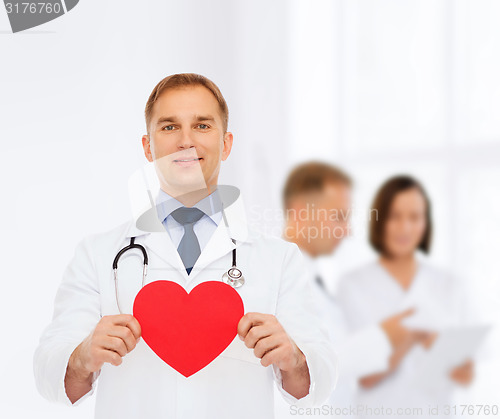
[274,162,418,418]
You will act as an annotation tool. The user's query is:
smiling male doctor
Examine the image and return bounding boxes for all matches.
[33,73,337,418]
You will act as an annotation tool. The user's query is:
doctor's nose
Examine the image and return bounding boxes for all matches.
[176,130,196,150]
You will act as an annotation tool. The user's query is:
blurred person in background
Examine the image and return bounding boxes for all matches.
[274,162,416,418]
[337,175,475,418]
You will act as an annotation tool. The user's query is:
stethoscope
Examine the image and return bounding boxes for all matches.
[112,208,245,314]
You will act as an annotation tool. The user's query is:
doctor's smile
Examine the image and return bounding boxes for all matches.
[172,157,203,167]
[171,153,204,168]
[34,73,337,419]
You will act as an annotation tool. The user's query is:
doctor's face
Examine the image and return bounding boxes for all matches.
[142,85,233,196]
[384,188,427,258]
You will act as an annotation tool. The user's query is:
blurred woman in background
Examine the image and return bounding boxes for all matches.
[338,175,474,418]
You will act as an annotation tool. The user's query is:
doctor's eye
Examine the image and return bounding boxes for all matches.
[162,125,176,131]
[196,123,210,130]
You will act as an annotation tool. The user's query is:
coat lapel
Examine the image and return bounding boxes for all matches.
[186,219,235,282]
[188,195,253,283]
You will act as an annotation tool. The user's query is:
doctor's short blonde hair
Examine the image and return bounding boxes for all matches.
[144,73,229,134]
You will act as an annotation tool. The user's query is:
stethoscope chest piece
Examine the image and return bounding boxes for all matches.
[222,239,245,288]
[222,267,245,288]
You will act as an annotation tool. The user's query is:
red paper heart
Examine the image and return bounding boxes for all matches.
[133,280,244,377]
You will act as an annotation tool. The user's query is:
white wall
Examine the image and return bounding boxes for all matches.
[1,0,499,417]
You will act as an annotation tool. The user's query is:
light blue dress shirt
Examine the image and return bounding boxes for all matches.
[155,188,223,252]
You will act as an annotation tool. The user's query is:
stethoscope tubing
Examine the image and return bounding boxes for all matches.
[112,236,241,314]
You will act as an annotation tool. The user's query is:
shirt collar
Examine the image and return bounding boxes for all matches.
[155,188,223,225]
[126,184,252,243]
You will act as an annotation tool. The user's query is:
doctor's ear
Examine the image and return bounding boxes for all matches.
[221,131,233,161]
[142,135,154,162]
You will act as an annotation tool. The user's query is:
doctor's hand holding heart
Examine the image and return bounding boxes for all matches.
[65,315,142,402]
[238,312,310,398]
[49,74,328,419]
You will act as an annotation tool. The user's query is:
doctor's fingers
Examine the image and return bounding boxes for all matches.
[252,334,288,359]
[259,344,289,368]
[104,325,140,352]
[241,323,282,349]
[96,347,124,367]
[100,314,142,340]
[96,335,130,358]
[237,312,277,340]
[414,331,438,349]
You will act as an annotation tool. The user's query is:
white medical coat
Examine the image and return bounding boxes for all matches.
[337,258,472,419]
[33,196,337,419]
[275,251,390,419]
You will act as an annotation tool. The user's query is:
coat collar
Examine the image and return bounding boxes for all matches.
[155,187,224,226]
[123,187,253,284]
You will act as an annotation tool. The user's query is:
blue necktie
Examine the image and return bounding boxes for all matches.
[315,275,326,290]
[171,207,205,275]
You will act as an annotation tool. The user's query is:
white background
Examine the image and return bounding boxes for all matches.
[0,0,499,417]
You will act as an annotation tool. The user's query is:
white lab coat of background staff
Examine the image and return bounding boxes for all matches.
[337,176,481,419]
